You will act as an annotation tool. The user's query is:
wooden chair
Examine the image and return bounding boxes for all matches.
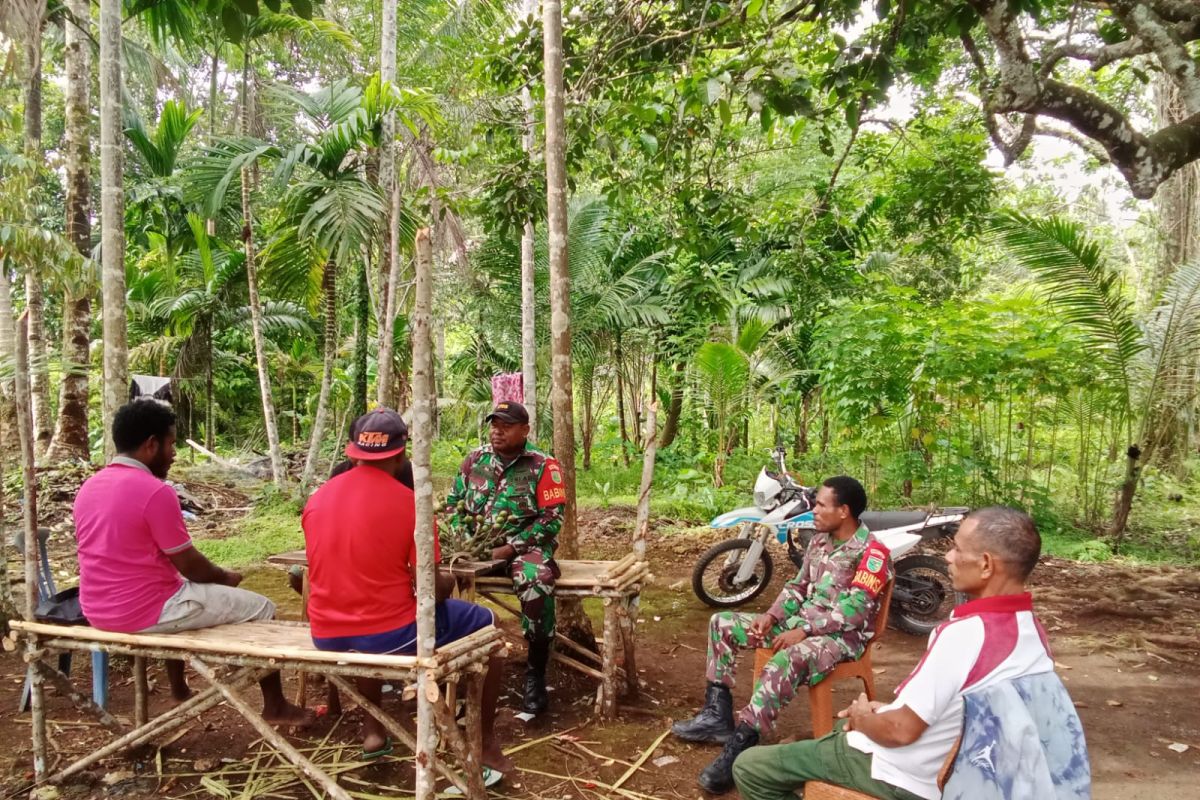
[752,579,894,738]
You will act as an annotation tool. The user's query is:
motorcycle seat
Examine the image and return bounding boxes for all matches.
[860,510,930,531]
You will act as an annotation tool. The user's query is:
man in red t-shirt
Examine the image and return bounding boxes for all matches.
[303,408,510,772]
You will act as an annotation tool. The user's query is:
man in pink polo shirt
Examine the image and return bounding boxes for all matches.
[732,507,1056,800]
[74,399,312,727]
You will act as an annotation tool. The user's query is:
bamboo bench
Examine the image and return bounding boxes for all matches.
[9,619,505,799]
[473,556,651,717]
[267,551,652,718]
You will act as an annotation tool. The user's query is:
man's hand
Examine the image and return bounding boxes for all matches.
[222,569,243,587]
[838,692,885,731]
[491,543,517,561]
[771,628,807,653]
[747,613,776,643]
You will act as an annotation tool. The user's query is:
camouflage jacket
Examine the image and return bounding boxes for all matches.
[443,443,566,556]
[766,524,892,640]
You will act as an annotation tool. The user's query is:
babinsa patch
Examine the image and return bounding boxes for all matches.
[851,542,890,597]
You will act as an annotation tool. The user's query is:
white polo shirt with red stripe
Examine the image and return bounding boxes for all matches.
[845,593,1054,800]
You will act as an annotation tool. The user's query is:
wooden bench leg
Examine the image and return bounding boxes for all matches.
[296,569,311,707]
[599,598,620,718]
[618,595,639,697]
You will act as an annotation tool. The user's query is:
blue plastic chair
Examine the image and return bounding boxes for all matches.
[16,528,109,711]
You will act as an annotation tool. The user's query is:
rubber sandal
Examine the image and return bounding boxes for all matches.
[361,738,393,761]
[444,766,504,794]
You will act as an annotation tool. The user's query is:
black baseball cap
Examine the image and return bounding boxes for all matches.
[485,401,529,425]
[345,408,409,460]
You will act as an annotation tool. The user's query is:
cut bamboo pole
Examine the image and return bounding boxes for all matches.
[600,598,620,716]
[31,659,125,732]
[410,227,438,800]
[552,649,605,682]
[324,674,467,793]
[50,667,261,782]
[188,658,351,800]
[14,311,46,779]
[597,553,637,582]
[429,685,487,800]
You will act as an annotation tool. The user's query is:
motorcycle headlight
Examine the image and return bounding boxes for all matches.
[754,490,768,509]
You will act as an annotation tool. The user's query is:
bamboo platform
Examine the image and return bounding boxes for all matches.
[475,556,653,717]
[9,619,504,799]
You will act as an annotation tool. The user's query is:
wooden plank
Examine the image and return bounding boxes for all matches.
[11,619,436,670]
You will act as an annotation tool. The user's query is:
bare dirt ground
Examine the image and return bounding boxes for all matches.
[0,476,1197,799]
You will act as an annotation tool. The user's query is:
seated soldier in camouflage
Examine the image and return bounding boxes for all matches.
[443,401,566,716]
[671,476,892,794]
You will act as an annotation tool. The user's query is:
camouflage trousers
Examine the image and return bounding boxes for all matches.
[510,548,559,639]
[705,610,862,735]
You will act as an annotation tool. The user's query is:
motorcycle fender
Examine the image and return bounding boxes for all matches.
[711,507,766,528]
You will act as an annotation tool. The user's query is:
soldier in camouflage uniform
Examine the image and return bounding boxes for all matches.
[442,401,566,715]
[672,476,893,794]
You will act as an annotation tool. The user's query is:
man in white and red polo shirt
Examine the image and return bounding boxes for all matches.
[733,506,1055,800]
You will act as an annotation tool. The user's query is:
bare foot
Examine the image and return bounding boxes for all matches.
[481,742,514,774]
[262,702,316,728]
[170,686,193,702]
[361,732,390,758]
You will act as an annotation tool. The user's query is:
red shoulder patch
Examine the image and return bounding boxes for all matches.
[851,542,890,597]
[536,458,566,508]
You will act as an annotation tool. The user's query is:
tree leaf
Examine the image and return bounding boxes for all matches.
[718,98,732,126]
[220,6,244,42]
[290,0,314,19]
[232,0,260,17]
[705,77,722,106]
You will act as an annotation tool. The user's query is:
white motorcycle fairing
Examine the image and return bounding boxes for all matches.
[711,506,767,528]
[872,530,922,559]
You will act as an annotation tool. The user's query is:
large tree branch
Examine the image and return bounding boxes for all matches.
[1109,0,1200,113]
[969,0,1200,197]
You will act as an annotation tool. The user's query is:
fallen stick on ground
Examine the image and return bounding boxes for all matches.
[611,728,670,790]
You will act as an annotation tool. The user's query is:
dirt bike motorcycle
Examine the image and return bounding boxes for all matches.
[692,447,969,636]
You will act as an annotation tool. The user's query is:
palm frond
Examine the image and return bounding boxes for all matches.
[990,212,1143,406]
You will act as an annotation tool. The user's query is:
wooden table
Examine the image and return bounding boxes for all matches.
[266,551,652,717]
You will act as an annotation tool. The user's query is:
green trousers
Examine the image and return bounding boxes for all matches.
[731,723,926,800]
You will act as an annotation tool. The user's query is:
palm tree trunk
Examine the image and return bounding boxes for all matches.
[301,259,337,494]
[659,361,685,449]
[20,5,51,460]
[99,0,127,459]
[239,52,285,488]
[411,228,439,800]
[355,255,370,419]
[543,0,594,649]
[46,0,91,464]
[204,315,214,449]
[615,332,630,466]
[543,0,577,556]
[376,0,400,409]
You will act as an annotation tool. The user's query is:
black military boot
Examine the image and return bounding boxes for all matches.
[697,723,759,794]
[522,636,551,715]
[671,682,735,743]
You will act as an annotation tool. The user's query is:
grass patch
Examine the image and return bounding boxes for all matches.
[195,492,305,568]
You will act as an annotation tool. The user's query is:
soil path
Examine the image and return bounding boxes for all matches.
[0,489,1196,798]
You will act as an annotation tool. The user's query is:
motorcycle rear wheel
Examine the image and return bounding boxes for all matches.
[891,554,957,636]
[692,538,774,608]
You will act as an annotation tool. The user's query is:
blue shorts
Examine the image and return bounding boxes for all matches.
[312,599,495,655]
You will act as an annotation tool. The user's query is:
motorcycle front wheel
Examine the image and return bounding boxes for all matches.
[891,555,958,636]
[691,538,774,608]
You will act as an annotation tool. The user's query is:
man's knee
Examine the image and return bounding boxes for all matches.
[732,744,772,792]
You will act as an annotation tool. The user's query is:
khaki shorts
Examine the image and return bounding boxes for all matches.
[139,581,275,634]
